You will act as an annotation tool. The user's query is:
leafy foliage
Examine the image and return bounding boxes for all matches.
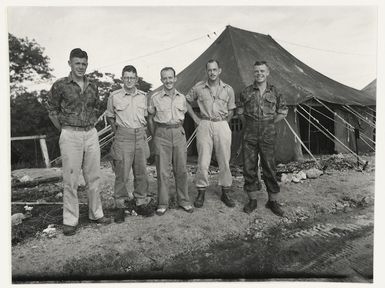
[9,33,53,97]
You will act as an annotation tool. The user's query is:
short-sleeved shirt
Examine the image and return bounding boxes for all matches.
[237,82,288,121]
[148,89,187,124]
[46,73,100,127]
[105,87,147,129]
[185,80,236,120]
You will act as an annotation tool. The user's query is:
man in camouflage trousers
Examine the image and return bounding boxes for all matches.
[237,61,288,217]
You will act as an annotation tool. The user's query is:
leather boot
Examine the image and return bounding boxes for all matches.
[243,199,258,214]
[194,188,206,208]
[221,187,235,208]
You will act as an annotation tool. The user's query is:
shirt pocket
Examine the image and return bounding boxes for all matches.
[114,98,130,111]
[173,101,186,122]
[262,93,277,116]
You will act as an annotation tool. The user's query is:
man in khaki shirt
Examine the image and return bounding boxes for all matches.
[148,67,193,216]
[106,65,154,222]
[186,59,236,209]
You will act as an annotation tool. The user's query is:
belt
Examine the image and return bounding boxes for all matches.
[200,116,225,122]
[62,125,94,131]
[117,126,146,132]
[156,122,183,128]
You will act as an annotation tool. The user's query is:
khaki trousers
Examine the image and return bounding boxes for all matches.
[195,120,232,188]
[59,128,104,226]
[154,125,191,209]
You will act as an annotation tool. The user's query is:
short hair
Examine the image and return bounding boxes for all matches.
[122,65,137,76]
[254,61,269,68]
[206,59,221,69]
[69,48,88,60]
[160,67,176,77]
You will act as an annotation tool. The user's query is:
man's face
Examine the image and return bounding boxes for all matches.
[160,69,177,91]
[122,71,137,90]
[206,62,221,82]
[68,57,88,78]
[253,64,270,84]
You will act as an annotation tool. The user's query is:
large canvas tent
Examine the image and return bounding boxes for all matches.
[152,25,376,163]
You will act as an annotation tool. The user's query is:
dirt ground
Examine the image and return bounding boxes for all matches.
[11,154,375,282]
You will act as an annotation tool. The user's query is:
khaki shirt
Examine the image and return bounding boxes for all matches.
[106,87,147,128]
[186,80,236,120]
[148,89,187,124]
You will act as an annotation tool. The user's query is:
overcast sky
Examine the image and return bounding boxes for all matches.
[7,5,378,91]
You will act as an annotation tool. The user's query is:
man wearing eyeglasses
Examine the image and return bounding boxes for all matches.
[237,61,288,217]
[106,65,155,222]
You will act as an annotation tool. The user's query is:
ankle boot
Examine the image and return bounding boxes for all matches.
[194,188,206,208]
[221,187,235,208]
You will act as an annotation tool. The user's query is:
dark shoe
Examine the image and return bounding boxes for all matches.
[63,225,76,236]
[221,187,235,208]
[114,208,126,223]
[91,216,112,225]
[266,201,285,217]
[243,199,258,214]
[194,189,206,208]
[179,205,194,213]
[155,208,167,216]
[136,202,155,217]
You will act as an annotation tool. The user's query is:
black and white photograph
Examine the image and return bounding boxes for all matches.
[2,0,384,286]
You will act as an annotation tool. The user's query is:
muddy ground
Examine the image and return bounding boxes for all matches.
[11,154,375,283]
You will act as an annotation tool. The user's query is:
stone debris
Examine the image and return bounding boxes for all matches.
[55,192,63,199]
[292,171,306,183]
[305,168,323,179]
[42,224,57,238]
[20,175,33,182]
[11,213,26,226]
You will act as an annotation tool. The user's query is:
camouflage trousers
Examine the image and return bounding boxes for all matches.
[242,119,280,201]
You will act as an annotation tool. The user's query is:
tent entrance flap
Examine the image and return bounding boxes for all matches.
[298,106,335,155]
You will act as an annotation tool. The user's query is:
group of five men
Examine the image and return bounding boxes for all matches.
[47,48,288,236]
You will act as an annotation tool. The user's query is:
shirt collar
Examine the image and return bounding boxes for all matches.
[123,86,138,96]
[253,81,272,92]
[204,79,226,89]
[66,72,90,88]
[160,88,181,98]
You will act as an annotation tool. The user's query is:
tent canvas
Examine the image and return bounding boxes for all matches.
[151,25,376,163]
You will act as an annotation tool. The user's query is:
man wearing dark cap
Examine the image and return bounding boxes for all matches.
[47,48,111,236]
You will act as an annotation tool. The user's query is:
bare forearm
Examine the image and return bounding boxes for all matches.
[148,115,155,136]
[227,109,234,122]
[107,117,117,133]
[186,102,201,125]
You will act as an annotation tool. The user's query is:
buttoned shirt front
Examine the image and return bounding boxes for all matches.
[46,73,100,127]
[105,87,147,129]
[237,82,288,121]
[148,89,187,124]
[185,80,236,120]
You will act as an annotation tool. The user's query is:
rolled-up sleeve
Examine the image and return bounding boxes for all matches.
[105,94,115,118]
[147,94,156,115]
